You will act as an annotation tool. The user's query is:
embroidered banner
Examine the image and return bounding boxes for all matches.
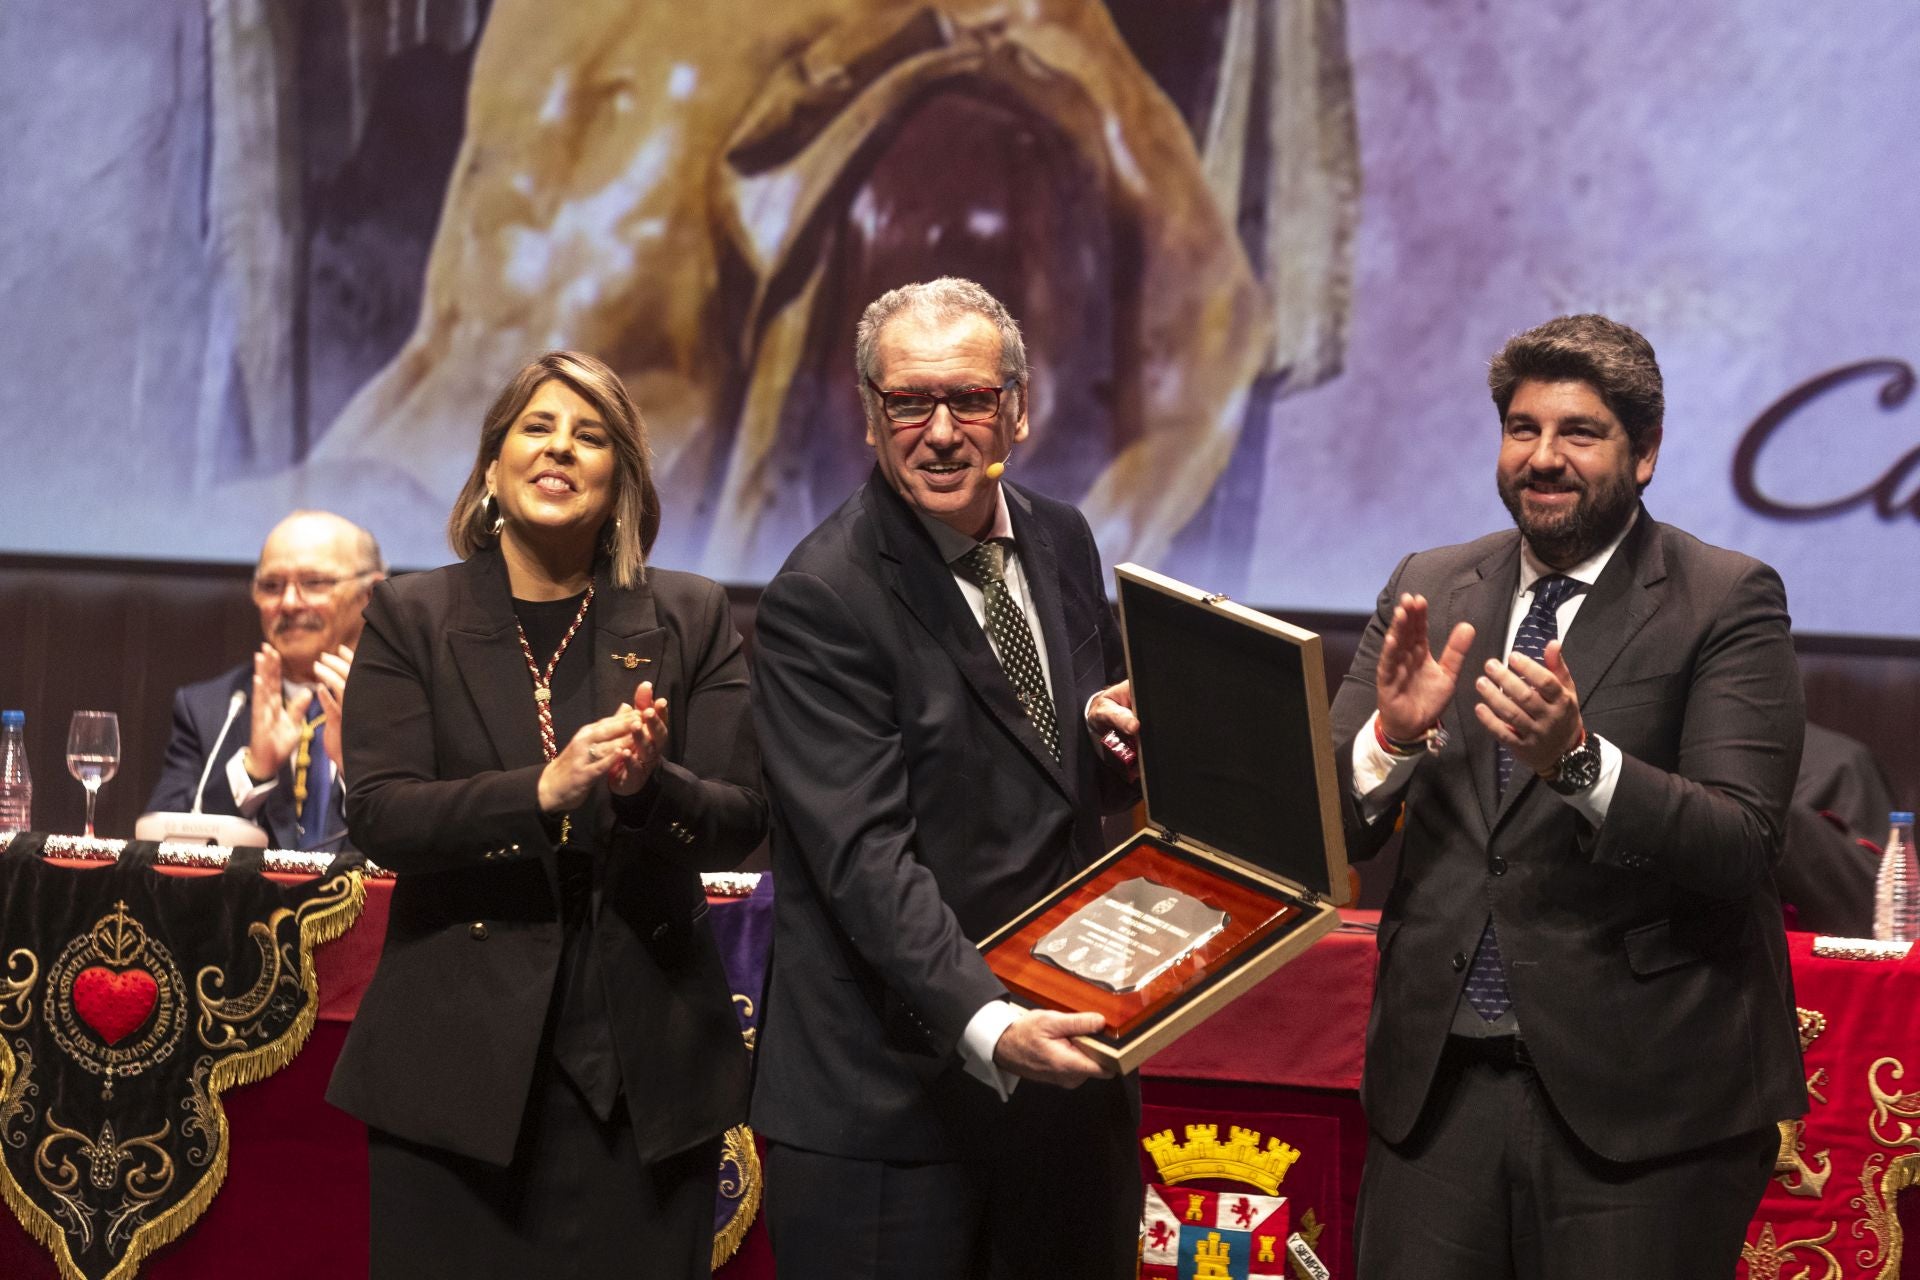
[712,873,772,1269]
[1740,933,1920,1280]
[0,835,363,1280]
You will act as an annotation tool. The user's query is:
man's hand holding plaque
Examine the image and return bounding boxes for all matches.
[1087,679,1141,774]
[991,1010,1116,1087]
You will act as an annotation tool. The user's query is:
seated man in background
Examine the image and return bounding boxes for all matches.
[147,511,385,851]
[1775,720,1897,936]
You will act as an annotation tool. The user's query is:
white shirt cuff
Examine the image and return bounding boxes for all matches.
[225,749,277,817]
[1352,712,1422,820]
[1554,733,1622,826]
[958,999,1022,1100]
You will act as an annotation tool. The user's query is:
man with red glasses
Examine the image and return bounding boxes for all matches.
[751,278,1145,1278]
[147,510,386,852]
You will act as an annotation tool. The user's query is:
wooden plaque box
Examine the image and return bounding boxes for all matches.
[979,563,1352,1072]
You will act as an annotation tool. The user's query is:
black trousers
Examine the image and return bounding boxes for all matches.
[763,1073,1141,1280]
[368,1062,721,1280]
[1355,1038,1779,1280]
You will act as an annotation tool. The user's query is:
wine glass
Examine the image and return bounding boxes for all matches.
[66,711,120,839]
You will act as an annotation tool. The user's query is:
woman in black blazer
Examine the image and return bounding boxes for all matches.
[326,351,766,1277]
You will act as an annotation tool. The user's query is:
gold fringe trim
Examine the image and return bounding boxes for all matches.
[0,868,364,1280]
[710,1123,762,1271]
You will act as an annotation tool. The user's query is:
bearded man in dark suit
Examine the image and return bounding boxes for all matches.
[749,278,1144,1278]
[1333,314,1806,1278]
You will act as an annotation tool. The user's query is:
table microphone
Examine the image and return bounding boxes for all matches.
[192,688,248,814]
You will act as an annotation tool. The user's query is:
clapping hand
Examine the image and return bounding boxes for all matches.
[1375,594,1475,742]
[247,644,308,779]
[536,682,670,812]
[607,681,668,796]
[1474,640,1584,777]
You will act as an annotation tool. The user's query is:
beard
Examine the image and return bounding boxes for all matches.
[1498,465,1640,567]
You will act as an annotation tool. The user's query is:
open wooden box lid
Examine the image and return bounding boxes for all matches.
[1116,563,1351,905]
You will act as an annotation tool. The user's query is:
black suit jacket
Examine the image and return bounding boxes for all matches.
[1330,511,1808,1164]
[147,664,350,852]
[749,474,1134,1160]
[324,549,766,1166]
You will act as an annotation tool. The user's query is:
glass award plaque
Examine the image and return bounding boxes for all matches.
[1032,876,1228,994]
[979,563,1352,1072]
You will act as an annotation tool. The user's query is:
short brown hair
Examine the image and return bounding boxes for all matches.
[446,351,660,587]
[1488,314,1664,456]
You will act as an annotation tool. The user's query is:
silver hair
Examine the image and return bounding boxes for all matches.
[854,278,1030,393]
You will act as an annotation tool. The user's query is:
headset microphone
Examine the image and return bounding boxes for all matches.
[986,450,1011,481]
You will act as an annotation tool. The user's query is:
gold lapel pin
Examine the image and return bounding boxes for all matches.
[611,652,651,670]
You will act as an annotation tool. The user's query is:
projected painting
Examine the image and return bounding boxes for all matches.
[2,0,1918,636]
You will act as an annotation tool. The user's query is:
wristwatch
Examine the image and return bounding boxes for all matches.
[1545,732,1601,795]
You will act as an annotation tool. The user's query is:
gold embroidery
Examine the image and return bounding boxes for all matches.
[1774,1119,1833,1198]
[1288,1209,1327,1280]
[195,914,293,1051]
[1848,1056,1920,1278]
[45,902,188,1102]
[1143,1124,1302,1195]
[1194,1231,1232,1277]
[0,1043,37,1145]
[0,870,364,1280]
[0,949,38,1032]
[732,994,756,1053]
[34,1114,174,1258]
[1798,1006,1828,1051]
[1741,1220,1843,1280]
[709,1123,763,1269]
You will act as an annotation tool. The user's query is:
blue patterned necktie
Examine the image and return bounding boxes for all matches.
[297,698,330,851]
[955,538,1060,761]
[1465,573,1580,1022]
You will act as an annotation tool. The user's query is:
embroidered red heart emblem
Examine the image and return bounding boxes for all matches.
[72,966,158,1045]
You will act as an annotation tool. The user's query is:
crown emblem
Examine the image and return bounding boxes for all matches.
[1142,1124,1301,1195]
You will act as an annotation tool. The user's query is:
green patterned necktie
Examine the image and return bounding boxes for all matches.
[955,538,1060,761]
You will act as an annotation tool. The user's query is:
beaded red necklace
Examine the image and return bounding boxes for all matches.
[514,582,595,841]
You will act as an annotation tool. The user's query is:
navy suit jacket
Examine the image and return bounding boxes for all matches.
[749,473,1136,1160]
[147,663,351,852]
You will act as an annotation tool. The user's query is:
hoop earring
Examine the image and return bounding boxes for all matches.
[484,492,504,536]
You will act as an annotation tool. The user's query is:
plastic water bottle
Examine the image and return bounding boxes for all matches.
[0,710,30,833]
[1872,810,1920,943]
